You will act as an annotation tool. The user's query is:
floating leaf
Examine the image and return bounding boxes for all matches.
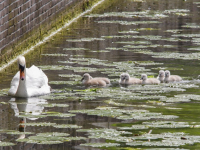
[80,143,120,147]
[53,124,82,129]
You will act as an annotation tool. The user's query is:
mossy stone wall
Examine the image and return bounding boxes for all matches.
[0,0,100,66]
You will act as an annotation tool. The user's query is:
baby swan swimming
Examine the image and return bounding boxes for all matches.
[8,56,51,97]
[157,70,165,83]
[120,73,141,85]
[164,70,182,83]
[119,73,126,84]
[140,74,160,85]
[89,74,110,84]
[81,73,109,87]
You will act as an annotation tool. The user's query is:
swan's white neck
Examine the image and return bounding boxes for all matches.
[15,68,28,97]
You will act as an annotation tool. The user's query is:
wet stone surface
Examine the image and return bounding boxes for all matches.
[1,0,200,149]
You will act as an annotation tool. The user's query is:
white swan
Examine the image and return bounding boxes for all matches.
[157,70,165,83]
[141,74,160,85]
[8,56,51,97]
[164,70,182,83]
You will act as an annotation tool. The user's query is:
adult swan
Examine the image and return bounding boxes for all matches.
[8,56,51,97]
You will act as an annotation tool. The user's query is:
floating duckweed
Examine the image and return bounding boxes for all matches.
[91,50,110,53]
[85,11,149,18]
[104,100,134,107]
[38,65,66,70]
[77,128,132,135]
[137,28,160,31]
[53,124,82,129]
[49,81,69,85]
[58,74,81,81]
[39,103,69,107]
[20,122,56,126]
[6,131,34,135]
[104,100,155,108]
[134,50,200,60]
[174,94,200,101]
[165,107,182,110]
[0,142,15,146]
[165,29,183,33]
[28,140,63,144]
[66,66,97,73]
[66,38,105,42]
[39,94,67,100]
[17,131,85,144]
[119,30,139,34]
[45,112,76,118]
[41,54,68,57]
[80,143,120,147]
[162,37,189,42]
[124,45,151,49]
[96,20,160,25]
[63,48,89,50]
[114,41,152,45]
[49,81,79,85]
[175,13,188,16]
[70,107,178,120]
[142,121,191,128]
[164,9,190,14]
[36,132,70,137]
[160,97,190,103]
[131,61,163,66]
[194,2,200,4]
[18,114,46,119]
[187,47,200,51]
[0,88,9,96]
[172,34,200,38]
[182,23,200,29]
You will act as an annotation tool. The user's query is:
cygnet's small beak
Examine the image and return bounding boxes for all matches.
[140,77,143,80]
[81,77,84,82]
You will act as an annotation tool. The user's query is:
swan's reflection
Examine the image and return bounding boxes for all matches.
[18,118,26,139]
[9,97,47,120]
[9,97,47,139]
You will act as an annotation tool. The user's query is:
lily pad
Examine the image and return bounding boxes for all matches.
[0,142,15,146]
[80,143,120,147]
[53,124,82,129]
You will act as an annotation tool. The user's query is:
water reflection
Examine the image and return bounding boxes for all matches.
[9,97,47,120]
[18,118,26,140]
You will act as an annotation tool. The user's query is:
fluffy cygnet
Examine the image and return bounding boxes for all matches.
[89,75,110,84]
[164,70,182,83]
[157,70,165,83]
[119,73,126,84]
[141,74,160,85]
[122,73,141,85]
[81,73,108,87]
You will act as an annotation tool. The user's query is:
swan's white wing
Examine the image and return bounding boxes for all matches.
[26,65,50,97]
[8,72,20,96]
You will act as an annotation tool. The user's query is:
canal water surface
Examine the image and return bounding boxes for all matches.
[1,0,200,149]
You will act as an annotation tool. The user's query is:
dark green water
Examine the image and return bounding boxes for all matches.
[1,0,200,149]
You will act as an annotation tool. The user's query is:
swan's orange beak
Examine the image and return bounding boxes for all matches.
[19,64,25,80]
[20,70,25,80]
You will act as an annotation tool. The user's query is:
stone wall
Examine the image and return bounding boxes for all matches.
[0,0,98,65]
